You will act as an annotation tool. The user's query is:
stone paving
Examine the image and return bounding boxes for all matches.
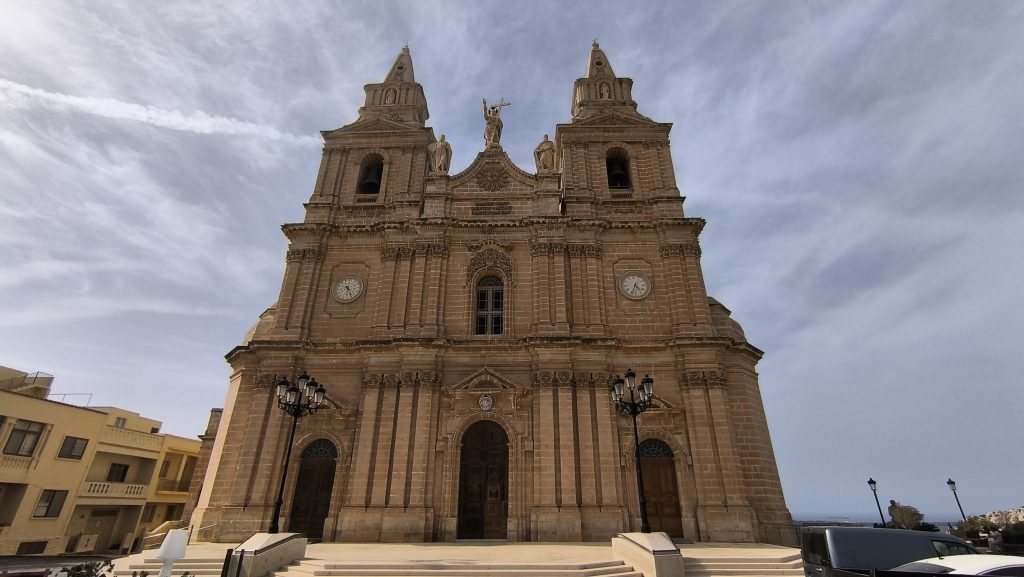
[111,540,799,571]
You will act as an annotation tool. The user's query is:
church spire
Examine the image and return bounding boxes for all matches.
[356,46,429,126]
[571,42,637,121]
[385,45,416,83]
[586,41,616,78]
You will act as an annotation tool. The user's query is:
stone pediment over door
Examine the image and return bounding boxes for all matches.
[449,367,520,391]
[446,367,531,411]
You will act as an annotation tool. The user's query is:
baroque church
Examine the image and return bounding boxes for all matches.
[191,44,795,545]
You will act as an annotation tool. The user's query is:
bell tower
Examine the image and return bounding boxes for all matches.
[555,43,683,219]
[302,46,435,214]
[271,47,438,339]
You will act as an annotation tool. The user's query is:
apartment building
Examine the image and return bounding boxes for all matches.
[0,382,200,555]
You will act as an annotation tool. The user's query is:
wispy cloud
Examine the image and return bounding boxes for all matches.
[0,79,320,146]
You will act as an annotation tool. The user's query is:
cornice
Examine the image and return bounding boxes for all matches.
[281,216,706,238]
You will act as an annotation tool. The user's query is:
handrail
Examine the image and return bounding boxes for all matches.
[249,532,303,555]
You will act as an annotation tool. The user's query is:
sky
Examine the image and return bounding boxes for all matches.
[1,1,1022,522]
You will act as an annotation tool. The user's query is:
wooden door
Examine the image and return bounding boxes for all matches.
[457,421,508,539]
[288,439,337,540]
[639,439,684,538]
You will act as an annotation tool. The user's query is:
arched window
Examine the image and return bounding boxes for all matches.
[474,276,504,335]
[606,148,631,189]
[357,154,384,195]
[301,439,338,459]
[639,438,674,459]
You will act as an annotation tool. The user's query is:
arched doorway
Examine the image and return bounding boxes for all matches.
[639,438,684,538]
[457,421,508,539]
[288,439,337,540]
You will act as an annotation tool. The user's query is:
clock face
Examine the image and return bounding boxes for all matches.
[619,272,652,299]
[333,276,364,303]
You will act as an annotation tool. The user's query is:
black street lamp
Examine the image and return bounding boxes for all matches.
[611,368,655,534]
[947,478,967,522]
[268,371,326,534]
[867,478,886,527]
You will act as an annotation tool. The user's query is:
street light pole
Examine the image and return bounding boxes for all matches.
[947,479,967,522]
[867,478,886,527]
[268,372,326,534]
[611,369,655,534]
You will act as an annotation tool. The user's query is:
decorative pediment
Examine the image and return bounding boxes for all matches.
[449,149,537,190]
[449,367,520,391]
[319,394,357,416]
[467,248,512,281]
[569,110,662,129]
[324,116,421,136]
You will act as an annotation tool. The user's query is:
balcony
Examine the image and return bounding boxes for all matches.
[99,425,162,452]
[0,455,32,471]
[80,481,147,500]
[156,478,191,493]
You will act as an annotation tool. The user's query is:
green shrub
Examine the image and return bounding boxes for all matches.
[952,516,1000,539]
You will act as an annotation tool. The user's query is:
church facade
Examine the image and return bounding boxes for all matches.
[191,44,795,545]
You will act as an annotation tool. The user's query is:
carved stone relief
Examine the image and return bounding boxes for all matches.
[467,248,512,280]
[475,163,509,192]
[660,243,702,258]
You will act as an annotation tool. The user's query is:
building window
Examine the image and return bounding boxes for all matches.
[57,436,88,460]
[113,417,127,428]
[16,541,48,555]
[606,147,632,189]
[106,463,129,483]
[33,490,67,518]
[159,460,171,478]
[474,276,504,335]
[141,504,156,523]
[3,420,45,457]
[357,154,384,196]
[638,438,674,459]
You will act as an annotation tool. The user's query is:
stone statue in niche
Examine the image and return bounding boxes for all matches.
[428,134,452,175]
[534,134,556,173]
[482,97,510,148]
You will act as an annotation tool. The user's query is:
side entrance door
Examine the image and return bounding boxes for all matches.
[640,439,685,538]
[288,439,337,540]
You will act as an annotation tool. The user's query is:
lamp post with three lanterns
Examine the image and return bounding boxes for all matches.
[610,368,655,533]
[268,371,326,534]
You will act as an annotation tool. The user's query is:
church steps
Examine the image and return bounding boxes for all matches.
[682,554,803,577]
[271,559,639,577]
[114,558,227,577]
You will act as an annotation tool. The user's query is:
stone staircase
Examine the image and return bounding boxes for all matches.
[683,550,803,577]
[113,557,226,577]
[270,559,641,577]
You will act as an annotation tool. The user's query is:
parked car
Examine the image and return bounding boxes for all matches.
[891,555,1024,576]
[801,526,980,577]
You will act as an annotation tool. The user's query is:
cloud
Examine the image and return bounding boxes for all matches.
[0,79,321,146]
